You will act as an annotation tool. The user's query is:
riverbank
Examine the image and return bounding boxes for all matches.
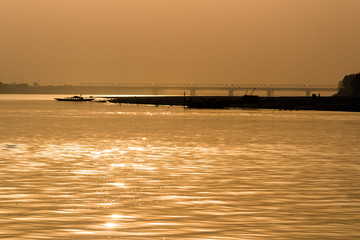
[108,95,360,112]
[241,96,360,112]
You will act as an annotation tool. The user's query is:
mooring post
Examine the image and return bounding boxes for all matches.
[306,89,311,97]
[228,89,234,96]
[267,89,273,97]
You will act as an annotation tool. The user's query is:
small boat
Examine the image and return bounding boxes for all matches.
[54,95,94,102]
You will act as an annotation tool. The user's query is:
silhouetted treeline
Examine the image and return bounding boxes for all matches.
[0,82,32,93]
[335,73,360,97]
[0,82,149,94]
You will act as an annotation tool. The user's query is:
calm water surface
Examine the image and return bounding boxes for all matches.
[0,96,359,239]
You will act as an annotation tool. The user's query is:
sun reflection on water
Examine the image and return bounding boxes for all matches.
[104,222,118,228]
[107,182,127,188]
[110,214,135,219]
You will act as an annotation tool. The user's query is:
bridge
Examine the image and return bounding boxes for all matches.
[79,83,338,96]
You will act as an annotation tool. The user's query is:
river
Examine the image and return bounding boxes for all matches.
[0,95,359,239]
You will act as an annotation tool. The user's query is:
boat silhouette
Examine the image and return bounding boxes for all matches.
[54,95,94,102]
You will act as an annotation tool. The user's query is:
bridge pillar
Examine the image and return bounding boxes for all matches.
[228,89,234,96]
[152,88,159,95]
[306,90,311,97]
[190,88,196,96]
[267,89,273,97]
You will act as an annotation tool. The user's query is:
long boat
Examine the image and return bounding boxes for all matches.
[54,95,94,102]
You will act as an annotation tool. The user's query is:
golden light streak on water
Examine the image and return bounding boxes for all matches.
[104,222,118,228]
[107,183,128,188]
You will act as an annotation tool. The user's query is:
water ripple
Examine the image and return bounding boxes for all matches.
[0,102,359,239]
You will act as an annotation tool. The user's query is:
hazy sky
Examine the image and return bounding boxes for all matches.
[0,0,359,85]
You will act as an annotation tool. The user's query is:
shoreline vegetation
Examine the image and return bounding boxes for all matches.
[0,82,152,95]
[1,73,360,112]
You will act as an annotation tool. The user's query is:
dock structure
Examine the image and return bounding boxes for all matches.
[81,83,337,97]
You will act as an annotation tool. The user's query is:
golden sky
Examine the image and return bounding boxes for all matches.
[0,0,359,85]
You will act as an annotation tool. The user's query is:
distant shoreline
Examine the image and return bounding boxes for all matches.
[0,85,152,95]
[246,96,360,112]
